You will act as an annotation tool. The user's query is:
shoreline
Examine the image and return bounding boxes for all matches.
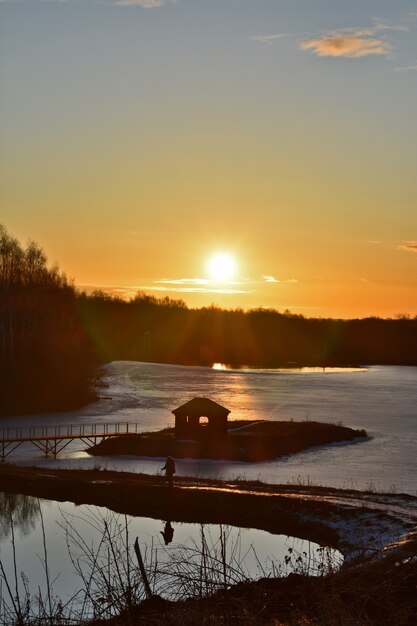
[0,464,416,562]
[1,463,417,624]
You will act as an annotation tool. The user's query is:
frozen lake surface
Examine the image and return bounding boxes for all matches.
[2,361,417,494]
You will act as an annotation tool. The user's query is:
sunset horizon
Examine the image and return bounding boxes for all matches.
[1,0,416,320]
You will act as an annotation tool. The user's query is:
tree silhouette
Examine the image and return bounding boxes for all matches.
[0,225,100,415]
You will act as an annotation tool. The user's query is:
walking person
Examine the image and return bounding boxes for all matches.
[162,455,176,487]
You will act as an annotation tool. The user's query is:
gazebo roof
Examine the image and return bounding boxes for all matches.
[172,397,230,418]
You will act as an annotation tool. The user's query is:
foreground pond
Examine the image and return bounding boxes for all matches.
[0,492,343,623]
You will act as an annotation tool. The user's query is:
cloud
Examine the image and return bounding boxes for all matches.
[155,278,210,286]
[394,63,417,72]
[143,286,251,294]
[78,282,252,298]
[114,0,171,6]
[81,275,299,300]
[149,277,252,294]
[141,274,299,294]
[155,278,246,287]
[398,241,417,253]
[301,32,390,58]
[250,33,292,45]
[371,17,410,32]
[263,275,298,284]
[80,272,302,300]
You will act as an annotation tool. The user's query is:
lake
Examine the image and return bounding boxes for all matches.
[2,361,417,494]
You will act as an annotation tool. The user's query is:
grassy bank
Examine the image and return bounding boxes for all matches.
[96,555,417,625]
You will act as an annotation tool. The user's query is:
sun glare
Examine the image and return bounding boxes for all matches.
[207,253,237,281]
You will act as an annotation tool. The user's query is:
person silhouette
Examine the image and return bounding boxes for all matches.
[161,455,176,487]
[160,521,174,545]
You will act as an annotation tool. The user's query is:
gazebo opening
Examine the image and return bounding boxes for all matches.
[172,397,230,439]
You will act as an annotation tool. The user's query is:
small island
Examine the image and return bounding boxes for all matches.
[89,397,367,461]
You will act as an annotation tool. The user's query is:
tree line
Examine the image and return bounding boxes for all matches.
[1,225,416,416]
[79,292,417,368]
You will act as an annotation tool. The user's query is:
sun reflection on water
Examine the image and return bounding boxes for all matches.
[211,363,367,373]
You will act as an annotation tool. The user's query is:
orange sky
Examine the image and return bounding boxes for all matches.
[1,0,416,318]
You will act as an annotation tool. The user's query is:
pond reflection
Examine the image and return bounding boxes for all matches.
[161,520,174,545]
[0,492,40,540]
[0,494,343,623]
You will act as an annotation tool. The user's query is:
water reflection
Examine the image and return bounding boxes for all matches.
[0,495,343,622]
[161,520,174,545]
[212,363,368,374]
[0,492,40,540]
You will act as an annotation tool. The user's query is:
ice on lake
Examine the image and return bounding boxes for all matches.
[2,361,417,494]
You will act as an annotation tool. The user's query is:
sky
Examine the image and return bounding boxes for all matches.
[1,0,417,319]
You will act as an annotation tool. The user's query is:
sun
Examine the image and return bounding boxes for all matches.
[207,253,237,281]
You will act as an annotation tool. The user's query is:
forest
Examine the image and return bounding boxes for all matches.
[1,225,417,416]
[79,292,417,368]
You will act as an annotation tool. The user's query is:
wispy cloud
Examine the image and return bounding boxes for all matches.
[398,241,417,253]
[371,17,410,33]
[78,283,251,297]
[263,275,298,284]
[114,0,172,6]
[80,274,298,300]
[148,277,252,294]
[139,274,298,295]
[394,63,417,72]
[250,33,292,45]
[301,31,390,58]
[155,278,210,286]
[155,278,247,287]
[143,285,251,294]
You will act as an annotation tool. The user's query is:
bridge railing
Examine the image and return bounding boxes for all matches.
[0,422,140,441]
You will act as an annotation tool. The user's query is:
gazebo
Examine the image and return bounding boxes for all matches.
[172,397,230,438]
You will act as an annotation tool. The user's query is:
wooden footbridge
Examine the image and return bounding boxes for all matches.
[0,422,140,461]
